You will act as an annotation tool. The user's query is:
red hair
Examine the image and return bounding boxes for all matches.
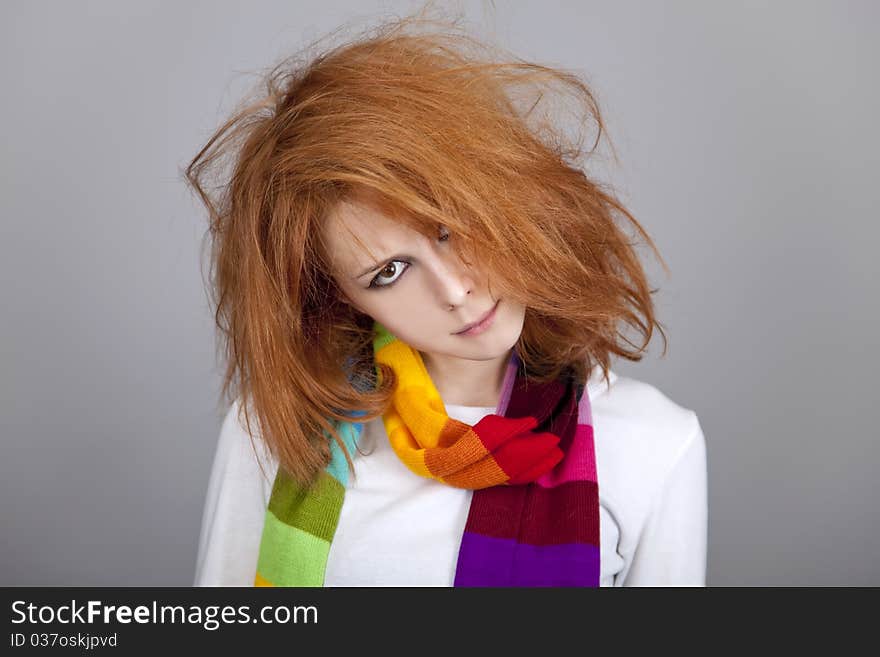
[184,12,668,487]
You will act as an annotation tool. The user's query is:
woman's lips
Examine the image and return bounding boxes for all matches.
[453,299,500,336]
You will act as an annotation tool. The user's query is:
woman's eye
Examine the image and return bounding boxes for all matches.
[369,260,409,289]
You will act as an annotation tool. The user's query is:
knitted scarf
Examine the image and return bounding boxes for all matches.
[253,322,599,586]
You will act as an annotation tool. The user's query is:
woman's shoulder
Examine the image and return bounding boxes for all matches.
[215,398,278,489]
[587,365,704,493]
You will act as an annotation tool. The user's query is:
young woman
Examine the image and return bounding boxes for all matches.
[187,15,707,587]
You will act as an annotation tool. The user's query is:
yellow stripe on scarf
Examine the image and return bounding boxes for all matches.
[375,337,460,479]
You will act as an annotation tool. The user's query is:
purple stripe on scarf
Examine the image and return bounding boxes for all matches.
[494,352,520,415]
[454,531,600,587]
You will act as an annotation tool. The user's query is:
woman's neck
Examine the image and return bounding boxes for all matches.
[418,348,511,408]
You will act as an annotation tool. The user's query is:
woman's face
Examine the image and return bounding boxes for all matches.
[322,196,526,364]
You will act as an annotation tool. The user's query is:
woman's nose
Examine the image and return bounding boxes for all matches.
[429,249,474,308]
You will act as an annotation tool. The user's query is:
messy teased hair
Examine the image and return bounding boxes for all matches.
[184,10,668,488]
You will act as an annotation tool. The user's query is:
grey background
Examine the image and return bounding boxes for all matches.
[2,0,877,586]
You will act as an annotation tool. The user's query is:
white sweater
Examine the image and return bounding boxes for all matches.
[194,367,708,586]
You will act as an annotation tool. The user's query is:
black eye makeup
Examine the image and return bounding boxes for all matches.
[365,225,450,290]
[368,260,411,289]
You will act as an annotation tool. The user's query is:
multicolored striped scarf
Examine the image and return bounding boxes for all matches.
[254,321,599,586]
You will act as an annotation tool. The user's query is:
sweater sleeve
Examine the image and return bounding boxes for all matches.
[622,415,708,586]
[193,402,276,586]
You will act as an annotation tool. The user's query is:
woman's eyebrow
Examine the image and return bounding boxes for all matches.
[354,254,402,279]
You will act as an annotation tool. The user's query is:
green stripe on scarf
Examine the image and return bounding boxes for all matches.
[255,417,364,586]
[258,510,329,586]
